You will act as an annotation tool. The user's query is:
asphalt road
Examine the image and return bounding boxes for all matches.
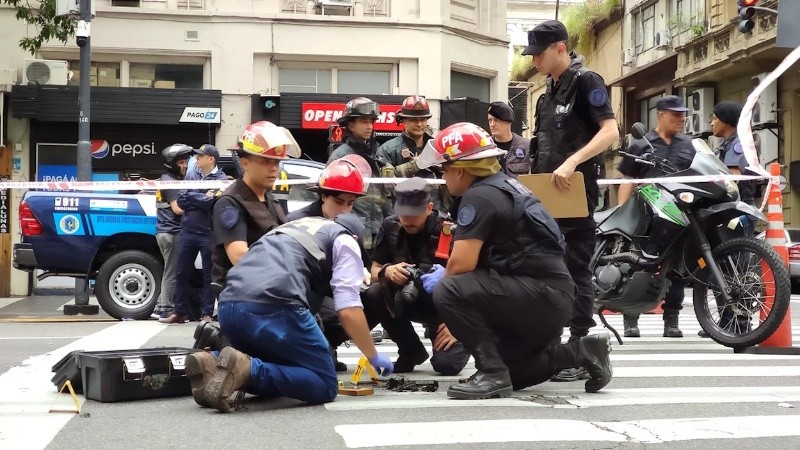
[2,295,800,449]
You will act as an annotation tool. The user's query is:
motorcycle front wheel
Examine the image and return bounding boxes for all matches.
[693,237,791,349]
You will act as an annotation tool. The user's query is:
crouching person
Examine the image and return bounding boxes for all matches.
[185,213,393,411]
[416,122,612,399]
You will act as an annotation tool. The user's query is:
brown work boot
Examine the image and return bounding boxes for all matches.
[204,347,252,412]
[185,350,217,408]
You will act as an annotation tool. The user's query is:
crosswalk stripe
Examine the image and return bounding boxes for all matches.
[326,386,800,411]
[335,415,800,447]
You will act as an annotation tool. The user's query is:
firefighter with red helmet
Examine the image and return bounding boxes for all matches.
[287,156,367,222]
[415,122,612,400]
[210,121,302,293]
[327,97,394,250]
[377,95,451,211]
[286,155,369,373]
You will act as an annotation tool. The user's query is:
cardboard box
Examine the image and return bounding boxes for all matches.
[98,76,117,87]
[131,78,152,88]
[129,65,155,80]
[153,80,175,89]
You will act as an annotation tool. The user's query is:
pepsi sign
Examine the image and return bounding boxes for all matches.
[90,140,156,158]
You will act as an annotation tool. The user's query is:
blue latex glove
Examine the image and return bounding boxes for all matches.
[367,353,394,376]
[421,264,445,294]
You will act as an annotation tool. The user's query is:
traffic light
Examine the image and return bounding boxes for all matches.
[328,124,345,143]
[738,0,760,33]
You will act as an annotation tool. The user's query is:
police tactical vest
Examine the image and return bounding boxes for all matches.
[211,178,287,287]
[471,173,573,290]
[382,211,450,269]
[533,66,600,178]
[219,217,351,314]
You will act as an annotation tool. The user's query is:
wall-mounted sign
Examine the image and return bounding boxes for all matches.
[301,102,403,131]
[179,107,221,124]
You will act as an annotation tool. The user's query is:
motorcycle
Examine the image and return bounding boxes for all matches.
[592,123,790,349]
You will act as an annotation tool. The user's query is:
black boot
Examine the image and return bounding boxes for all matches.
[550,333,612,393]
[394,347,430,373]
[663,311,683,338]
[193,322,231,351]
[447,342,512,400]
[623,314,640,338]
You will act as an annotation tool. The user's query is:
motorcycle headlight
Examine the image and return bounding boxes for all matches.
[726,180,739,200]
[678,192,695,204]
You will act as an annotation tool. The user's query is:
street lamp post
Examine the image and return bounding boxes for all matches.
[64,0,98,316]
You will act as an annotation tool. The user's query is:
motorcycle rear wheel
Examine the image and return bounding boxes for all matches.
[693,237,791,349]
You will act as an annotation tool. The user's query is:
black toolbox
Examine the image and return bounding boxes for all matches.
[51,347,201,403]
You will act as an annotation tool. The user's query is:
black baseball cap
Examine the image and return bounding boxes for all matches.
[656,95,690,112]
[488,101,514,123]
[394,177,431,217]
[522,20,568,56]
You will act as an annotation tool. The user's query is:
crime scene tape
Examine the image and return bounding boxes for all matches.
[0,173,771,191]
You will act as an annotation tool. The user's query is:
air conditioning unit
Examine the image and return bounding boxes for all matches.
[689,87,714,135]
[315,0,352,15]
[751,73,777,126]
[707,135,725,151]
[754,129,778,168]
[23,59,69,86]
[621,49,634,66]
[655,31,671,50]
[683,93,694,135]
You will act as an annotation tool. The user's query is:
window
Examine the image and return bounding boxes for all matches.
[634,5,656,53]
[639,94,663,131]
[450,71,490,103]
[111,0,140,6]
[278,66,391,94]
[279,68,332,94]
[129,63,203,89]
[670,0,704,33]
[338,70,389,95]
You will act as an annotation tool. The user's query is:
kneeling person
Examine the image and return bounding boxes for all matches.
[185,214,393,411]
[362,177,470,375]
[416,122,612,399]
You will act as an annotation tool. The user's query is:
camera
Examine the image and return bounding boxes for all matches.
[394,265,423,317]
[76,20,89,48]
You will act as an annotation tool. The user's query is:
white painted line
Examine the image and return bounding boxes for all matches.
[613,365,800,377]
[0,321,167,450]
[0,298,23,309]
[335,415,800,447]
[0,336,85,340]
[327,386,800,411]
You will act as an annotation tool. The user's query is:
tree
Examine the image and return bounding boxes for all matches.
[3,0,76,55]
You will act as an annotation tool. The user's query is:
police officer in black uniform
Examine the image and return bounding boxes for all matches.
[486,101,530,178]
[524,20,620,382]
[617,95,696,339]
[361,177,470,375]
[416,122,612,400]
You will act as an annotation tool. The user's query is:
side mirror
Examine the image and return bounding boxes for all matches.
[631,122,647,140]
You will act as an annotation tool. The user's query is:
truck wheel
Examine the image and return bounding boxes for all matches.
[95,250,163,320]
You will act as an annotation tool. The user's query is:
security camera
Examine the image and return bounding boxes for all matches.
[76,20,89,48]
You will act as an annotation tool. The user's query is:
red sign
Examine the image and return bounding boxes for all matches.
[301,102,403,131]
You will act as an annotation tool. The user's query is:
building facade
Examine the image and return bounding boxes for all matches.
[0,0,509,296]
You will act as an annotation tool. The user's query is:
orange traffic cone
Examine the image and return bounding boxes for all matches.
[739,163,798,355]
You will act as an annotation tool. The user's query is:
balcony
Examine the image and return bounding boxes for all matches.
[674,9,779,84]
[281,0,390,17]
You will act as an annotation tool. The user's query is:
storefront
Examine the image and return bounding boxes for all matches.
[251,93,406,162]
[11,85,222,182]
